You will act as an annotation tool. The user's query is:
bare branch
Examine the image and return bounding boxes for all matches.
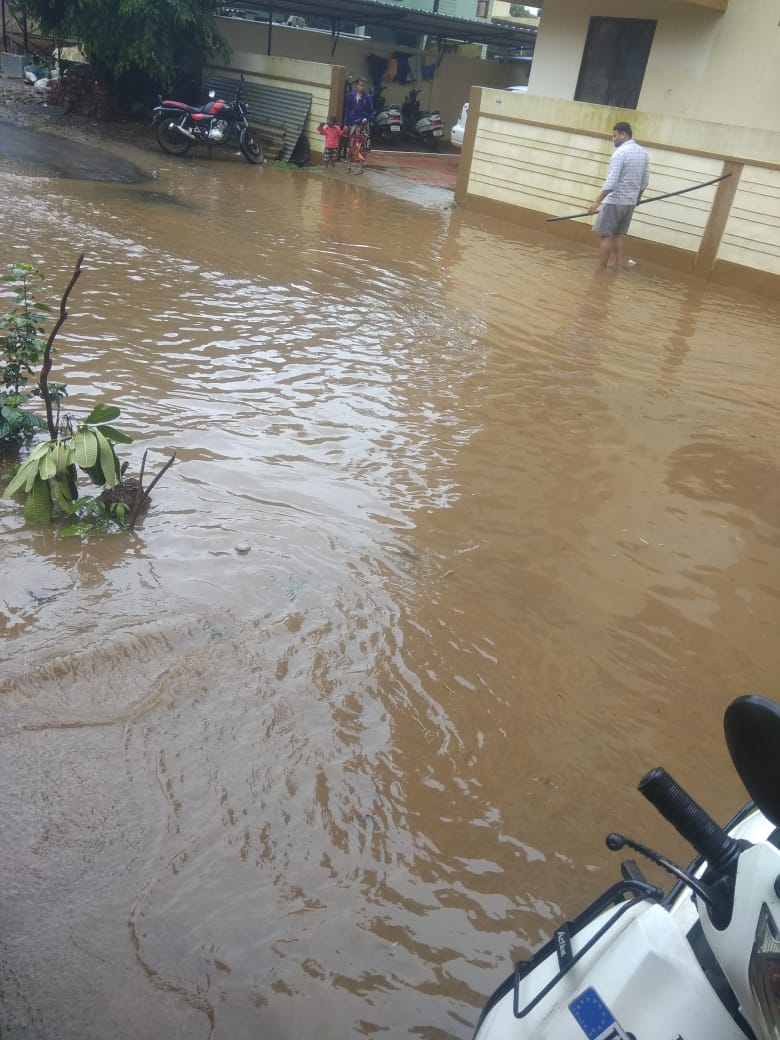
[39,254,85,440]
[142,452,176,501]
[127,451,176,531]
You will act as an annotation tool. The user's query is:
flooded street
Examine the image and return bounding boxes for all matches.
[1,134,779,1039]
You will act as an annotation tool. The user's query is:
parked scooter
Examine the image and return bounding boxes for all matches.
[400,88,444,151]
[152,74,264,164]
[473,694,780,1040]
[373,104,402,144]
[369,80,400,145]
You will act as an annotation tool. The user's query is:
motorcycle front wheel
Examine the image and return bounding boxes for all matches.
[240,127,264,164]
[156,119,192,156]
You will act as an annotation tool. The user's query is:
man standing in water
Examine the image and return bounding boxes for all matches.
[588,122,649,270]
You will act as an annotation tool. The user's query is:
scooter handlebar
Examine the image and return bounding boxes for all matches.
[638,767,741,870]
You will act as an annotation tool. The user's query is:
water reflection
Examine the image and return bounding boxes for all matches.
[1,142,779,1039]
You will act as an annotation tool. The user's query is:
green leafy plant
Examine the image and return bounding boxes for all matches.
[4,403,133,525]
[0,262,64,444]
[2,255,175,534]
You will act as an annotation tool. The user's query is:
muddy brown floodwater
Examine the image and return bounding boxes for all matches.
[1,121,779,1040]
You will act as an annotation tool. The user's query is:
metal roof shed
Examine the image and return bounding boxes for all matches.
[220,0,537,54]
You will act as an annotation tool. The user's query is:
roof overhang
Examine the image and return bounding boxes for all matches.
[221,0,537,50]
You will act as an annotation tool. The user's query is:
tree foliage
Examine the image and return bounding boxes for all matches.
[509,4,537,17]
[10,0,230,89]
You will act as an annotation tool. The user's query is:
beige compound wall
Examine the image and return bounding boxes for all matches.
[215,13,527,142]
[455,88,780,292]
[529,0,780,134]
[214,17,342,159]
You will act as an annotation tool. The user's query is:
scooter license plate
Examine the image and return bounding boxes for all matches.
[391,125,400,132]
[433,129,442,136]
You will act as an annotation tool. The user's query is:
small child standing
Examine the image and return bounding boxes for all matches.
[348,118,370,175]
[317,115,345,168]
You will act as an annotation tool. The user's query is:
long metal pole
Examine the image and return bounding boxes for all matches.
[545,172,732,223]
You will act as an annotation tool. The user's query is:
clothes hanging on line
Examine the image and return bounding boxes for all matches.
[394,52,411,84]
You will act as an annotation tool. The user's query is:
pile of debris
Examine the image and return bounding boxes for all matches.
[48,67,121,120]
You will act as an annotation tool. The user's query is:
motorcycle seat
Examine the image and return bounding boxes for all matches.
[159,99,210,114]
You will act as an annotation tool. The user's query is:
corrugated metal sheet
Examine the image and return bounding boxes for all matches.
[204,73,312,162]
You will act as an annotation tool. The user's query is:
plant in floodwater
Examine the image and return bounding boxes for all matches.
[2,255,175,534]
[0,262,66,446]
[4,402,135,526]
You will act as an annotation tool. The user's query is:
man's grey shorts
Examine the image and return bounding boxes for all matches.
[593,203,635,237]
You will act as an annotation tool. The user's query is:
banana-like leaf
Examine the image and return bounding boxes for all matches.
[53,472,72,502]
[24,460,40,492]
[4,459,37,497]
[97,423,133,445]
[84,462,106,486]
[27,441,54,461]
[66,465,79,501]
[72,429,98,469]
[94,430,119,487]
[50,477,79,514]
[54,441,68,476]
[38,448,57,481]
[83,404,121,425]
[24,475,53,524]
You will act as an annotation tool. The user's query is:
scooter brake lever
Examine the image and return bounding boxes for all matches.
[607,832,716,905]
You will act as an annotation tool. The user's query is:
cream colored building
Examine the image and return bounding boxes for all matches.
[456,0,780,295]
[528,0,778,131]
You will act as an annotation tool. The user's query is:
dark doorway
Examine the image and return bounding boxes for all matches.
[575,17,656,109]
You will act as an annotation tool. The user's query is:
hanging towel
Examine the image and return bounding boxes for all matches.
[395,52,411,84]
[408,54,423,82]
[421,63,436,80]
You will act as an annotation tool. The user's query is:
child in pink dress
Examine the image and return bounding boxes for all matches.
[348,119,370,175]
[317,115,346,168]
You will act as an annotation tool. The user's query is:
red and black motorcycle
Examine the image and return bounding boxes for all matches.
[152,74,264,164]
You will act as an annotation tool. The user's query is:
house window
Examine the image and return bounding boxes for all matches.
[476,0,490,18]
[575,17,656,109]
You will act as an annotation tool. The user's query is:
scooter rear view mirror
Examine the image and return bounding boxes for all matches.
[724,695,780,828]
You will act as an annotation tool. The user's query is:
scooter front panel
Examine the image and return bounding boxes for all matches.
[474,901,749,1040]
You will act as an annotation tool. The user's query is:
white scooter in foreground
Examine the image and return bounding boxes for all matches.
[474,694,780,1040]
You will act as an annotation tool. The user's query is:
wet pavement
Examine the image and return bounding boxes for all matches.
[368,146,460,191]
[0,119,143,180]
[308,153,457,210]
[1,86,779,1040]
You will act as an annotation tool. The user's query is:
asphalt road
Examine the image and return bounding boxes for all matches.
[0,119,142,181]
